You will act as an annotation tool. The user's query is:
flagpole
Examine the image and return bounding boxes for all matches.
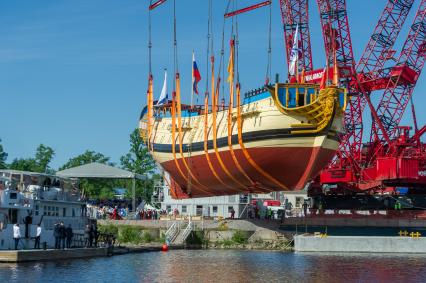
[191,50,194,108]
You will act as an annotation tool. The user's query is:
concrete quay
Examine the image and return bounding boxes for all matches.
[294,235,426,253]
[0,247,110,263]
[283,216,426,228]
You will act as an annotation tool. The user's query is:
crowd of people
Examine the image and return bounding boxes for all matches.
[136,208,167,220]
[53,221,74,249]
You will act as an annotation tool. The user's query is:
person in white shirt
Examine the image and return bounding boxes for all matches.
[13,224,21,250]
[34,224,42,249]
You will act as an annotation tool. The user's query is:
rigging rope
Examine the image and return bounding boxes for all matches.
[265,1,272,84]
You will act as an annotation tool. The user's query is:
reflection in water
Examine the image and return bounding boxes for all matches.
[0,250,425,283]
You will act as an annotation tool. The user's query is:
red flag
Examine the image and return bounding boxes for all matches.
[192,53,201,94]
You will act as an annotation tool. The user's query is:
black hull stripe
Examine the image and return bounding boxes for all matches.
[151,128,339,153]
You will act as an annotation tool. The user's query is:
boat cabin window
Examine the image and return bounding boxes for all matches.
[276,84,319,108]
[9,192,17,199]
[8,209,18,224]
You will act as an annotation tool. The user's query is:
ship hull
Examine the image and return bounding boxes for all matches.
[142,85,345,198]
[158,134,338,198]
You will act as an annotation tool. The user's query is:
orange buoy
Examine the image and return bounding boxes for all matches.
[161,244,169,252]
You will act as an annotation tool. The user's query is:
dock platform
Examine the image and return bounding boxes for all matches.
[294,235,426,253]
[0,248,110,262]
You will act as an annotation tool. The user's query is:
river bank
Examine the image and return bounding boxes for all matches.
[98,219,293,251]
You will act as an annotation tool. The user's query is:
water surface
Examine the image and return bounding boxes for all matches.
[0,250,425,282]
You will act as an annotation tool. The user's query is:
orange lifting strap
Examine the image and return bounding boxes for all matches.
[203,59,241,193]
[236,83,288,191]
[226,39,254,186]
[175,74,213,196]
[171,88,189,186]
[211,77,246,189]
[147,75,154,152]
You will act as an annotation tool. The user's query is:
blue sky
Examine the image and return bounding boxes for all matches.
[1,0,425,169]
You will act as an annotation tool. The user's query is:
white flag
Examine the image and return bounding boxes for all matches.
[288,24,299,76]
[156,70,168,106]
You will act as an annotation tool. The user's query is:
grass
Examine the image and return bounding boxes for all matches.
[98,224,119,238]
[118,226,143,244]
[231,230,248,244]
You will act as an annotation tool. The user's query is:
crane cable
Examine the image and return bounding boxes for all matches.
[265,0,272,84]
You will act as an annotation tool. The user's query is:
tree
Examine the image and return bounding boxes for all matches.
[8,144,55,173]
[121,129,156,202]
[34,144,55,173]
[59,150,112,171]
[9,158,37,171]
[120,129,155,175]
[0,139,7,169]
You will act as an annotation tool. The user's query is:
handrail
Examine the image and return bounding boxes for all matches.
[165,221,178,244]
[180,221,193,244]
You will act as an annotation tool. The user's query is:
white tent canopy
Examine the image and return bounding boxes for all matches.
[56,162,145,180]
[56,162,145,212]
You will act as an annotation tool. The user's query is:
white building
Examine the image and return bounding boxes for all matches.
[158,181,250,218]
[155,170,308,218]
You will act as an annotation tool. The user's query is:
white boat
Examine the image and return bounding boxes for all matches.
[0,170,88,250]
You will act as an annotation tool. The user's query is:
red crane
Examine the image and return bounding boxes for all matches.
[280,0,313,73]
[280,0,426,208]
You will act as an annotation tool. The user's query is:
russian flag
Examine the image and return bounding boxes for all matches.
[192,52,201,95]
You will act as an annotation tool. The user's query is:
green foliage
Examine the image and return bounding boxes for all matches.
[159,232,166,243]
[186,231,208,246]
[98,224,119,238]
[120,129,155,175]
[34,144,55,173]
[120,129,157,203]
[59,150,112,171]
[98,187,116,200]
[0,139,7,169]
[8,144,55,173]
[118,226,143,244]
[9,158,37,171]
[231,230,248,244]
[142,231,154,243]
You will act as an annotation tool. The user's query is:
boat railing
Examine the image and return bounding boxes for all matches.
[28,188,81,202]
[43,216,88,231]
[153,103,230,120]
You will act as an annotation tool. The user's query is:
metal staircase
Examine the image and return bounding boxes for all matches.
[165,221,194,245]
